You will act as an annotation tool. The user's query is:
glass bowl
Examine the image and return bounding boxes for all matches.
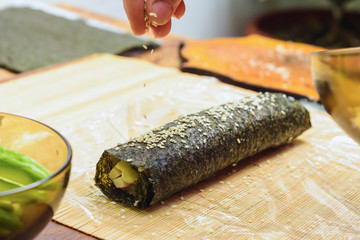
[311,47,360,144]
[0,113,72,240]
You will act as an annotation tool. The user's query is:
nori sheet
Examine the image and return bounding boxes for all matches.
[95,93,311,208]
[0,7,157,72]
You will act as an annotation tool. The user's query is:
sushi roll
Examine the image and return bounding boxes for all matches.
[95,93,311,208]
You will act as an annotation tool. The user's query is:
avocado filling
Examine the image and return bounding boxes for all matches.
[108,161,139,189]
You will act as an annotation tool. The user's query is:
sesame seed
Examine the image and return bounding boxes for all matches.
[149,12,158,18]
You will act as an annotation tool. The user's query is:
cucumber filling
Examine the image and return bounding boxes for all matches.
[108,161,139,189]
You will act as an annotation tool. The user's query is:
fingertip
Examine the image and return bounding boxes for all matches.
[132,28,146,36]
[151,20,172,38]
[174,1,185,20]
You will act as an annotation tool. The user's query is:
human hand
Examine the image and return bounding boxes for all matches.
[123,0,185,38]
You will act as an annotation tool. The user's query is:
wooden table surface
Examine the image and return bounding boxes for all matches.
[0,4,183,240]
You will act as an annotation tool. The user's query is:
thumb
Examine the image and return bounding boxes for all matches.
[147,0,182,26]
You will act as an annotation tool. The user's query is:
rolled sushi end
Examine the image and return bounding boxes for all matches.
[108,161,139,189]
[95,150,154,208]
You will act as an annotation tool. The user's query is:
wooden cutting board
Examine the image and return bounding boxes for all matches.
[1,54,360,240]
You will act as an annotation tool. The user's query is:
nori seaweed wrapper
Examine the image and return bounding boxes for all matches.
[0,7,157,72]
[95,93,311,208]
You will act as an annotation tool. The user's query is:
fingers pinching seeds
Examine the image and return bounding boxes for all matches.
[123,0,185,38]
[146,0,185,37]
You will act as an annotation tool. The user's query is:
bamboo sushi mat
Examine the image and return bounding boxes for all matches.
[1,54,360,239]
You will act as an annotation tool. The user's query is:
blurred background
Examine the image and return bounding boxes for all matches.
[40,0,360,39]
